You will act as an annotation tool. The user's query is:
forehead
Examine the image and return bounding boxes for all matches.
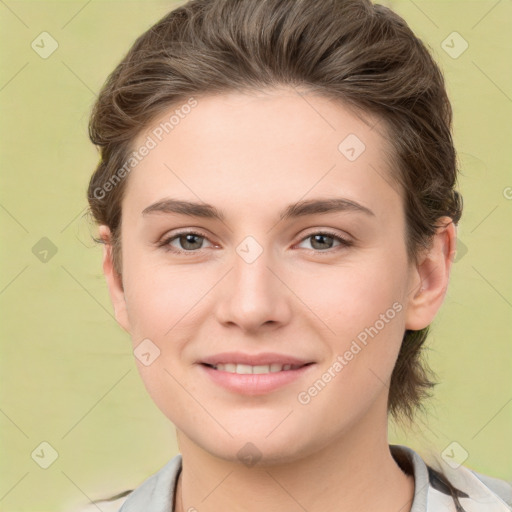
[123,88,400,219]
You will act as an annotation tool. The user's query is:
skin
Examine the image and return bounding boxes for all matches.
[100,87,456,512]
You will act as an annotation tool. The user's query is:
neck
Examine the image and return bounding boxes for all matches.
[174,398,415,512]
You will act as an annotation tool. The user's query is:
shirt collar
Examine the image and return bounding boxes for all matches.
[119,444,510,512]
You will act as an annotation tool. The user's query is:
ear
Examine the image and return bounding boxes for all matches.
[405,217,457,330]
[99,225,131,333]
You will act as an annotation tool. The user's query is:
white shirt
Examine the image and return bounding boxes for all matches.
[75,444,512,511]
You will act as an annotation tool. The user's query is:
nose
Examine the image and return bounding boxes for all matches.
[214,242,292,334]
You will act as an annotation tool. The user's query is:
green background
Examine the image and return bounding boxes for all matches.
[0,1,511,510]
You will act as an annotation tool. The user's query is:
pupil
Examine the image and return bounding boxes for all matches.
[312,234,332,250]
[182,234,201,249]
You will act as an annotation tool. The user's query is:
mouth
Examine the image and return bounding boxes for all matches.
[201,362,314,374]
[198,359,316,395]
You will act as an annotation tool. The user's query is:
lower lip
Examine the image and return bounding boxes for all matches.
[199,364,316,395]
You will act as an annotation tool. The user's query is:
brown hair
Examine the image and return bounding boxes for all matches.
[87,0,463,501]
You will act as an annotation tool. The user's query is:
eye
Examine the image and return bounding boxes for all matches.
[157,229,353,255]
[158,230,214,254]
[296,231,353,252]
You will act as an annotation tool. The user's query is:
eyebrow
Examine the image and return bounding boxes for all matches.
[141,197,375,221]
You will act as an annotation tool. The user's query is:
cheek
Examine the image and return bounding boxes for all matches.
[298,257,408,336]
[122,252,208,338]
[294,255,409,396]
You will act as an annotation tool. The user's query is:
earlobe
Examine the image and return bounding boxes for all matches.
[99,225,131,334]
[405,218,457,330]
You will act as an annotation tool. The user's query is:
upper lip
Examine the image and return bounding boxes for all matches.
[200,352,314,366]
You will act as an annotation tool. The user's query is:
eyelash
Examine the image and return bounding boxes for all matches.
[157,229,353,255]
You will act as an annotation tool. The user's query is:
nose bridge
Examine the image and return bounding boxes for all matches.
[234,237,273,292]
[215,234,290,331]
[232,234,278,303]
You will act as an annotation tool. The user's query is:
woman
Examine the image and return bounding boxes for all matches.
[83,0,512,511]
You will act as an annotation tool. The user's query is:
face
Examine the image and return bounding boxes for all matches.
[101,87,448,465]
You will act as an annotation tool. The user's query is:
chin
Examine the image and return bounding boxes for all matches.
[180,419,322,467]
[207,439,310,467]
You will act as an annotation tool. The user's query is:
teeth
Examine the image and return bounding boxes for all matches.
[213,363,302,374]
[236,364,252,374]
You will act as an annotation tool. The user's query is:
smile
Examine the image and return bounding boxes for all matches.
[204,363,308,374]
[199,361,316,395]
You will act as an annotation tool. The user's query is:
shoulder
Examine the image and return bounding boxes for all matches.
[390,444,512,512]
[70,455,182,512]
[430,461,512,511]
[117,454,182,511]
[72,493,131,512]
[465,468,512,508]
